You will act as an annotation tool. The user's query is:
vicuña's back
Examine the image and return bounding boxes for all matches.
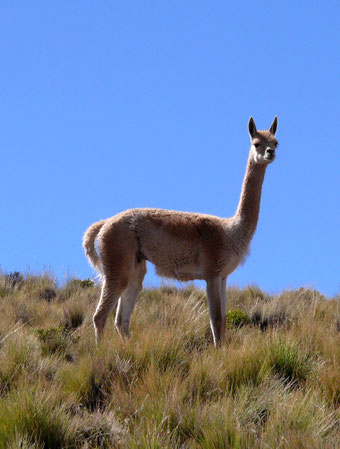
[83,116,279,347]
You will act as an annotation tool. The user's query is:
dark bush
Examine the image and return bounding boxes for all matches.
[39,288,57,302]
[251,309,289,331]
[63,309,84,330]
[5,272,24,288]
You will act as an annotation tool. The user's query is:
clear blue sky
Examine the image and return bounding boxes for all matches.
[1,1,339,297]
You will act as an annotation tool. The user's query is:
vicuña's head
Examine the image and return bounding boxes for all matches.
[248,116,279,165]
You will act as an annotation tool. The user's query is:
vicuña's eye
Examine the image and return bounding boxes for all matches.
[254,143,260,148]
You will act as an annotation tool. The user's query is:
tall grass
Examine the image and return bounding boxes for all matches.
[0,271,339,448]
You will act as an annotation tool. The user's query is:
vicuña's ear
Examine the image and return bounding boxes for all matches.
[248,117,257,138]
[269,116,278,135]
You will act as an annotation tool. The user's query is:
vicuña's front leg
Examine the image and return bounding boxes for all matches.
[220,277,227,341]
[206,277,224,347]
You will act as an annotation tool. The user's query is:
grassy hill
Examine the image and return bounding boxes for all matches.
[0,272,339,448]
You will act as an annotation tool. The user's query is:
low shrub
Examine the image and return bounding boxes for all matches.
[225,309,250,328]
[34,326,79,357]
[68,278,95,290]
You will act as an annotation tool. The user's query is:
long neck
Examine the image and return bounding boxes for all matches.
[234,151,267,237]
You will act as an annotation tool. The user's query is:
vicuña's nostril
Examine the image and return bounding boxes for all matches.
[266,149,274,156]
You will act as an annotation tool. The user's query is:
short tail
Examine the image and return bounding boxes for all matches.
[82,220,106,272]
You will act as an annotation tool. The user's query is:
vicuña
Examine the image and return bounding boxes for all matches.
[83,116,279,347]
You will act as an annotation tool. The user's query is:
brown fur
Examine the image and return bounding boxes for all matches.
[83,117,279,346]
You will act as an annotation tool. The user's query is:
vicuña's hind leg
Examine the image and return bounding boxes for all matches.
[115,260,146,337]
[206,277,223,347]
[93,278,126,342]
